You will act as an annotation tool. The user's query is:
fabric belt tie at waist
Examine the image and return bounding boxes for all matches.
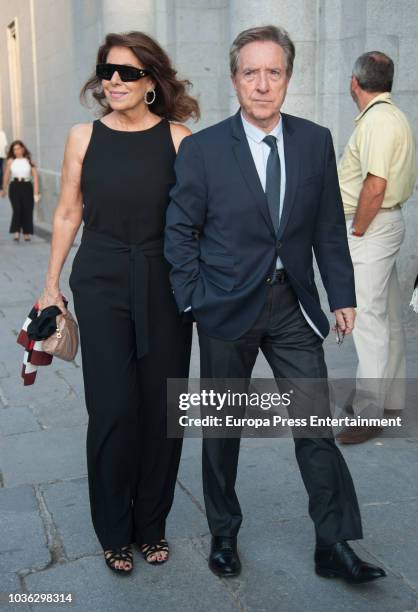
[81,228,164,360]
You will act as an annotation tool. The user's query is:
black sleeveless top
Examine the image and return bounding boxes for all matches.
[81,118,176,245]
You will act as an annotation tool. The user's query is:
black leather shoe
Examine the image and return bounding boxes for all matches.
[208,536,241,578]
[315,541,386,583]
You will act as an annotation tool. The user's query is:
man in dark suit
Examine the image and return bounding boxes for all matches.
[165,25,385,583]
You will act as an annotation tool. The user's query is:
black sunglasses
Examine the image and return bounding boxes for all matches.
[96,63,151,82]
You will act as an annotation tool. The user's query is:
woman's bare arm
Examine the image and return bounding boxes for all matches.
[38,123,92,311]
[31,164,40,195]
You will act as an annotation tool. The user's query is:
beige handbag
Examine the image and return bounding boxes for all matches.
[42,310,79,361]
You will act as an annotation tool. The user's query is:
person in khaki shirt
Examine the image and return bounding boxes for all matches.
[337,51,417,444]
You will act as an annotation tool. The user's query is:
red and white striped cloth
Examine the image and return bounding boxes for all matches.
[17,304,53,385]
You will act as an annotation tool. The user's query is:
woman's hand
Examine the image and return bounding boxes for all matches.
[37,287,67,313]
[34,193,42,204]
[0,189,6,198]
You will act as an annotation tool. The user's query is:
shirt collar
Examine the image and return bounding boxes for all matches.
[355,91,393,123]
[240,110,283,144]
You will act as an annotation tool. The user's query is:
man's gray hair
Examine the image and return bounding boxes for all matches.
[230,25,295,77]
[353,51,394,92]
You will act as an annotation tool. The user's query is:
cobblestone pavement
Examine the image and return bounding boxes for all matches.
[0,201,418,611]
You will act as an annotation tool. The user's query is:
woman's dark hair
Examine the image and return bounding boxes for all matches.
[7,140,35,166]
[80,31,200,122]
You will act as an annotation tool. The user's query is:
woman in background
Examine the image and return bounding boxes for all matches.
[37,31,199,574]
[0,140,41,241]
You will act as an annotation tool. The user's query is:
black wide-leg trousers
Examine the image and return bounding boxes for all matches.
[9,181,34,234]
[198,276,363,547]
[69,230,192,549]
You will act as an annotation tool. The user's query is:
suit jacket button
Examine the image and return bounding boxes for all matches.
[277,242,282,249]
[266,277,271,284]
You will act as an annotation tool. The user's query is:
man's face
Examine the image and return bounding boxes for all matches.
[232,41,291,129]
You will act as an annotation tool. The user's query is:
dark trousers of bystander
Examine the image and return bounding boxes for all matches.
[9,180,34,235]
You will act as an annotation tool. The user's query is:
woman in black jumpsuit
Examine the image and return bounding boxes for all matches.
[38,32,199,574]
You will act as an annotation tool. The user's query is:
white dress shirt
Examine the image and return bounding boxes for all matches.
[241,112,323,339]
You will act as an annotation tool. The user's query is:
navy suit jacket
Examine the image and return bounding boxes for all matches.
[164,110,356,340]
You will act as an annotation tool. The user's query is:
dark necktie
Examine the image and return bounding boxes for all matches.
[263,135,281,233]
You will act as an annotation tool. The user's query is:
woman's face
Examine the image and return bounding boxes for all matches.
[13,144,24,157]
[101,46,155,112]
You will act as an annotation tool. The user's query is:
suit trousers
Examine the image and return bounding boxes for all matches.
[69,231,192,549]
[198,277,363,546]
[347,209,406,416]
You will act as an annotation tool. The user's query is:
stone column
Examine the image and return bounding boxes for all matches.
[162,0,230,130]
[228,0,318,120]
[316,0,366,155]
[100,0,155,38]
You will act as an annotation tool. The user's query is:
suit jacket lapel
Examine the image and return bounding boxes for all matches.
[278,114,299,240]
[230,111,275,237]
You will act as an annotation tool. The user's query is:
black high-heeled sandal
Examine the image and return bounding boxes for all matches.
[104,545,133,575]
[140,539,169,565]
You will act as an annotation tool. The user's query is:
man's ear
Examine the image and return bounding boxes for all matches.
[231,74,237,93]
[351,75,359,90]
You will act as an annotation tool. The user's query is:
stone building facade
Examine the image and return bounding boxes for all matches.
[1,0,417,322]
